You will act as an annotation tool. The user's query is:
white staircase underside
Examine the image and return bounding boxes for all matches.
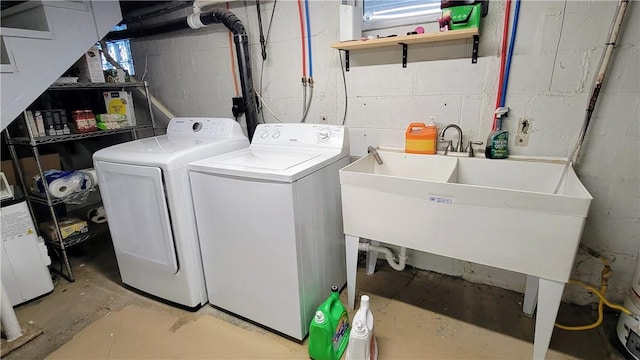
[1,1,122,131]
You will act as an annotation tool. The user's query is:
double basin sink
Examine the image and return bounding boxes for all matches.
[339,149,593,283]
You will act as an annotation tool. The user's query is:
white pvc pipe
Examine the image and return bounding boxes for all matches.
[192,0,229,14]
[554,0,629,193]
[1,281,22,342]
[596,0,628,85]
[358,243,407,271]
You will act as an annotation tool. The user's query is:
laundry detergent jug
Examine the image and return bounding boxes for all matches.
[308,285,350,360]
[345,295,378,360]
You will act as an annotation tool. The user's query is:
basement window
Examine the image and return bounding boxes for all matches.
[363,0,442,31]
[100,24,135,76]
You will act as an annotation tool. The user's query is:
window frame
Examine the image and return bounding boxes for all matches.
[99,24,135,76]
[361,0,442,31]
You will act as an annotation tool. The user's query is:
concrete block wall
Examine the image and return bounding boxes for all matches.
[130,0,639,305]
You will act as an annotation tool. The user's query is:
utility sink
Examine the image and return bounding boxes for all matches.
[339,148,593,359]
[340,150,458,189]
[340,149,592,283]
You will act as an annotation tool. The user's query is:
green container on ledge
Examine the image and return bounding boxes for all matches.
[447,3,481,30]
[308,285,350,360]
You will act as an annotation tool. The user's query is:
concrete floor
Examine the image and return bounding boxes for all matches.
[3,235,627,359]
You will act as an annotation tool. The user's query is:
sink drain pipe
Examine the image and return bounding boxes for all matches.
[105,9,259,141]
[358,243,407,271]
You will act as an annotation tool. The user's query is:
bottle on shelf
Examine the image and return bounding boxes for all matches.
[84,110,97,132]
[72,110,89,133]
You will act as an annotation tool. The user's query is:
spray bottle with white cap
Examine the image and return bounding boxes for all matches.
[345,295,378,360]
[485,107,509,159]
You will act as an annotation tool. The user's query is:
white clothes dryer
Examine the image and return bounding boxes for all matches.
[188,123,349,340]
[93,118,249,308]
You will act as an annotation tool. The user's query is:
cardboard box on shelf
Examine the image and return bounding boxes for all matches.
[39,217,88,242]
[75,45,105,83]
[103,91,136,126]
[0,153,61,187]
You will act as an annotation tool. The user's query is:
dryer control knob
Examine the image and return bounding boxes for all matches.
[272,130,281,139]
[317,128,331,141]
[260,130,269,139]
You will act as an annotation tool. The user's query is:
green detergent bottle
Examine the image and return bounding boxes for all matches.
[308,285,350,360]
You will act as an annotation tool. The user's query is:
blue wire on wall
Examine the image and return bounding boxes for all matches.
[500,0,521,107]
[304,0,313,78]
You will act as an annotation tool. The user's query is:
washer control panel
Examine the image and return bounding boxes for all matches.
[252,124,346,149]
[167,117,244,138]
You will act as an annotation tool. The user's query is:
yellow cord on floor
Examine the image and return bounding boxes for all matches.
[568,279,632,316]
[555,256,633,331]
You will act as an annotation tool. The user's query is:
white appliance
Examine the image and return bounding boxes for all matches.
[188,123,350,340]
[1,201,53,305]
[93,118,249,308]
[617,258,640,359]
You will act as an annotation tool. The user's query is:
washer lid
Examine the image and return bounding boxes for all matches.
[93,136,249,171]
[188,147,347,183]
[92,117,249,171]
[211,149,322,171]
[112,135,212,154]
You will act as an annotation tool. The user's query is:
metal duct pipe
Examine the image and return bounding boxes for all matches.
[105,9,259,141]
[122,2,192,23]
[104,18,190,40]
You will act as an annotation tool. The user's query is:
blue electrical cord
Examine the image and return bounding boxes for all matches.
[304,0,313,78]
[500,0,521,107]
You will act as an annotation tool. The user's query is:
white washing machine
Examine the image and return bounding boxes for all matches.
[93,118,249,308]
[188,123,349,340]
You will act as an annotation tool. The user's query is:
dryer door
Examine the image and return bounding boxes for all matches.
[96,161,178,274]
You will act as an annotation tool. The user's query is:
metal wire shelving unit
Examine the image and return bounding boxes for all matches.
[3,81,157,282]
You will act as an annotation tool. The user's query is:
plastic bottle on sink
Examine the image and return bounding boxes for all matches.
[345,295,378,360]
[405,121,437,154]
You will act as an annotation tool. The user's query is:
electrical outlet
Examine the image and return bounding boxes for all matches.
[514,118,532,147]
[627,329,640,358]
[319,115,328,124]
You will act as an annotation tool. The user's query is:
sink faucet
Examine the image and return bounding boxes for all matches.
[367,146,383,165]
[439,124,463,153]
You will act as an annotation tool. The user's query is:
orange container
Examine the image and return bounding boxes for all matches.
[405,122,437,154]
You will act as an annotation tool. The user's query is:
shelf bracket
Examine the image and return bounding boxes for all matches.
[472,35,479,64]
[400,43,408,68]
[344,50,350,72]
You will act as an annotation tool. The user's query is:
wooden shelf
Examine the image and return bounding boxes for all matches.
[330,28,479,51]
[331,28,480,69]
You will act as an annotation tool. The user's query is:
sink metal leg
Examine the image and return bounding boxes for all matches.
[345,234,359,310]
[366,240,379,275]
[533,278,564,360]
[523,275,539,317]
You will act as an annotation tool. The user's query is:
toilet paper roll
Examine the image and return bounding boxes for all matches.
[87,206,107,224]
[78,168,98,189]
[48,176,82,198]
